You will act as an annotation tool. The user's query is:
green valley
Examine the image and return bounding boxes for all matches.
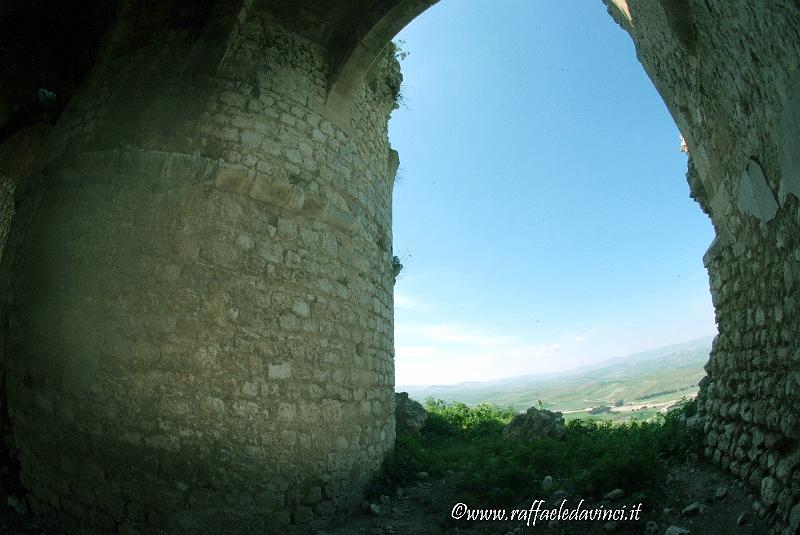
[401,336,713,422]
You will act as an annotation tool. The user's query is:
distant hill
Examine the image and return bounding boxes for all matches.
[401,335,713,418]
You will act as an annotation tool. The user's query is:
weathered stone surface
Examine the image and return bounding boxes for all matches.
[395,392,427,436]
[789,503,800,532]
[0,3,400,532]
[607,1,800,532]
[737,511,749,526]
[738,159,778,223]
[760,476,781,507]
[0,178,12,265]
[681,501,705,517]
[503,407,566,440]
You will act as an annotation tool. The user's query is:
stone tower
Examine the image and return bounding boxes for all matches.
[0,1,405,532]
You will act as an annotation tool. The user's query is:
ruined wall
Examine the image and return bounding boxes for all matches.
[0,178,11,266]
[0,2,399,532]
[605,1,800,532]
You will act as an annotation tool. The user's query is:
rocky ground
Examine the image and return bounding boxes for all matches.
[0,460,769,534]
[0,398,770,534]
[0,495,64,535]
[323,462,770,535]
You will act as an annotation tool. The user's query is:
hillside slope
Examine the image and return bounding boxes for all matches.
[403,336,713,415]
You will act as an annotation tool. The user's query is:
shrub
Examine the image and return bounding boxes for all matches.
[379,427,428,485]
[424,398,516,432]
[378,398,700,511]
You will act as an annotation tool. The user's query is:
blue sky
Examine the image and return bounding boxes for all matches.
[388,0,717,386]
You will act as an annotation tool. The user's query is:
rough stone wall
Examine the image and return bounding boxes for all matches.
[606,1,800,531]
[0,178,12,266]
[0,2,398,533]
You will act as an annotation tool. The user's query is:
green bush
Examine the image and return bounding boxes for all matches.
[423,398,516,432]
[379,428,427,485]
[378,398,702,510]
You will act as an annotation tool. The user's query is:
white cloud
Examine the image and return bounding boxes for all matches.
[522,342,561,358]
[394,304,718,386]
[394,291,423,309]
[395,321,513,346]
[394,321,569,385]
[679,269,710,288]
[395,345,437,359]
[417,324,510,346]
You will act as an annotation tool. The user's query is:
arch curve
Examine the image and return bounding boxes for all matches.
[325,0,438,123]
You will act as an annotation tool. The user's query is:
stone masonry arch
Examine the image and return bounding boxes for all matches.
[0,0,799,533]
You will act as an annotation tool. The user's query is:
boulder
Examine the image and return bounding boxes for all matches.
[760,475,781,506]
[395,392,427,436]
[603,520,619,533]
[503,406,566,440]
[681,501,705,516]
[737,511,749,526]
[790,503,800,531]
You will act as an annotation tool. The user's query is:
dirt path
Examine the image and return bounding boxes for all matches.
[322,462,769,534]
